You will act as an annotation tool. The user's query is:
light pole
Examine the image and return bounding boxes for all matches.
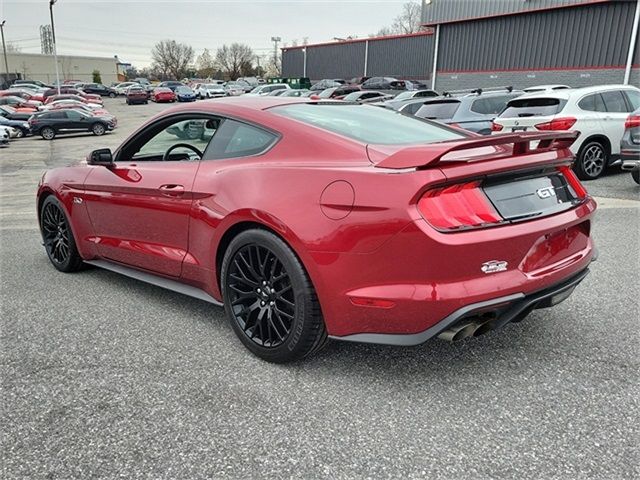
[49,0,61,94]
[1,21,9,84]
[271,36,281,76]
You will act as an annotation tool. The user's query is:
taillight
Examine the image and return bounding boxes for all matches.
[491,122,503,132]
[418,181,502,231]
[535,117,577,131]
[624,114,640,130]
[558,166,588,199]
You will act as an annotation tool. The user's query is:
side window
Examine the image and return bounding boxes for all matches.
[128,117,220,162]
[470,98,491,114]
[402,102,423,115]
[66,110,84,120]
[623,90,640,111]
[49,111,67,119]
[203,119,277,160]
[578,94,607,112]
[471,96,510,115]
[601,90,628,113]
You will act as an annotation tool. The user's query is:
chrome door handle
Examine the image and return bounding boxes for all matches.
[159,184,185,197]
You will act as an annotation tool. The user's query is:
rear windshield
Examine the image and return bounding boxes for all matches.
[415,101,460,120]
[271,104,465,145]
[499,98,567,118]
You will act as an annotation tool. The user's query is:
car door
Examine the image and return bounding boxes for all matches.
[64,109,90,132]
[47,111,71,132]
[187,118,279,275]
[600,90,632,155]
[82,114,219,277]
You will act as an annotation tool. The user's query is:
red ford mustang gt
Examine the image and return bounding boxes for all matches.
[37,97,597,362]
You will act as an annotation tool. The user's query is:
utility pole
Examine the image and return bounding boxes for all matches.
[1,21,9,85]
[49,0,61,94]
[271,36,281,76]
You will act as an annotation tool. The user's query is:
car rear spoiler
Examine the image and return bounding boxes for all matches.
[374,131,579,170]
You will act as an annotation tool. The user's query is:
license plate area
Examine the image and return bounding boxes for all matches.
[483,172,579,222]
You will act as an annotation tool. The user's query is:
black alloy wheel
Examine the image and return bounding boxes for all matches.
[221,229,327,362]
[227,244,295,348]
[40,196,83,272]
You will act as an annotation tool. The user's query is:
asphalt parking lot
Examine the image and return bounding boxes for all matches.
[1,97,639,479]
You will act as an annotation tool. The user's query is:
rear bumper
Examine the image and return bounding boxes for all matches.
[314,197,596,340]
[331,267,590,346]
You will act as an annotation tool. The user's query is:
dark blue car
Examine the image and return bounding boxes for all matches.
[0,115,30,138]
[175,86,196,102]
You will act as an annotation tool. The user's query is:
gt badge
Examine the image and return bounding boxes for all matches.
[481,260,508,274]
[536,186,556,199]
[73,196,83,204]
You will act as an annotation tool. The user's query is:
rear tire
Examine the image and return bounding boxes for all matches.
[632,169,640,185]
[220,229,327,363]
[575,140,608,180]
[15,128,25,138]
[109,92,116,98]
[40,127,55,140]
[40,196,84,273]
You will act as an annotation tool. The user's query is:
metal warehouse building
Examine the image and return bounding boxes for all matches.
[282,0,640,90]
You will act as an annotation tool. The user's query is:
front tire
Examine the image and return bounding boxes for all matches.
[92,123,106,136]
[221,229,327,363]
[40,196,84,272]
[575,140,608,180]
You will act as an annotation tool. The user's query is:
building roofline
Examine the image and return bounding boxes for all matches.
[5,51,118,62]
[281,30,433,51]
[421,0,612,27]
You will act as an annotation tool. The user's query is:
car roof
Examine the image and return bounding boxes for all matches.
[516,84,638,100]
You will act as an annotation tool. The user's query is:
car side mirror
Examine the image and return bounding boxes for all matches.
[88,148,113,166]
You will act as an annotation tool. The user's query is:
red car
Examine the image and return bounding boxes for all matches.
[44,94,100,106]
[43,87,102,104]
[41,100,112,117]
[36,97,596,362]
[0,93,41,109]
[126,86,149,105]
[0,89,44,104]
[151,87,176,103]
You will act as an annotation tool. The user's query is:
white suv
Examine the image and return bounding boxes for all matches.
[196,83,227,99]
[493,85,640,180]
[245,84,291,96]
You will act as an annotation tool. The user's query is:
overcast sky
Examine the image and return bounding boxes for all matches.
[2,0,409,67]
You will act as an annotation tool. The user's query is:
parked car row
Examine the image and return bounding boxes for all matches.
[0,80,118,144]
[10,76,634,182]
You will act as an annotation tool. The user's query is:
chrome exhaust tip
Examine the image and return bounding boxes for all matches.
[437,321,477,342]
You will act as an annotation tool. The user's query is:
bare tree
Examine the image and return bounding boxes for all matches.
[376,1,422,36]
[151,39,194,80]
[215,43,254,80]
[196,48,216,78]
